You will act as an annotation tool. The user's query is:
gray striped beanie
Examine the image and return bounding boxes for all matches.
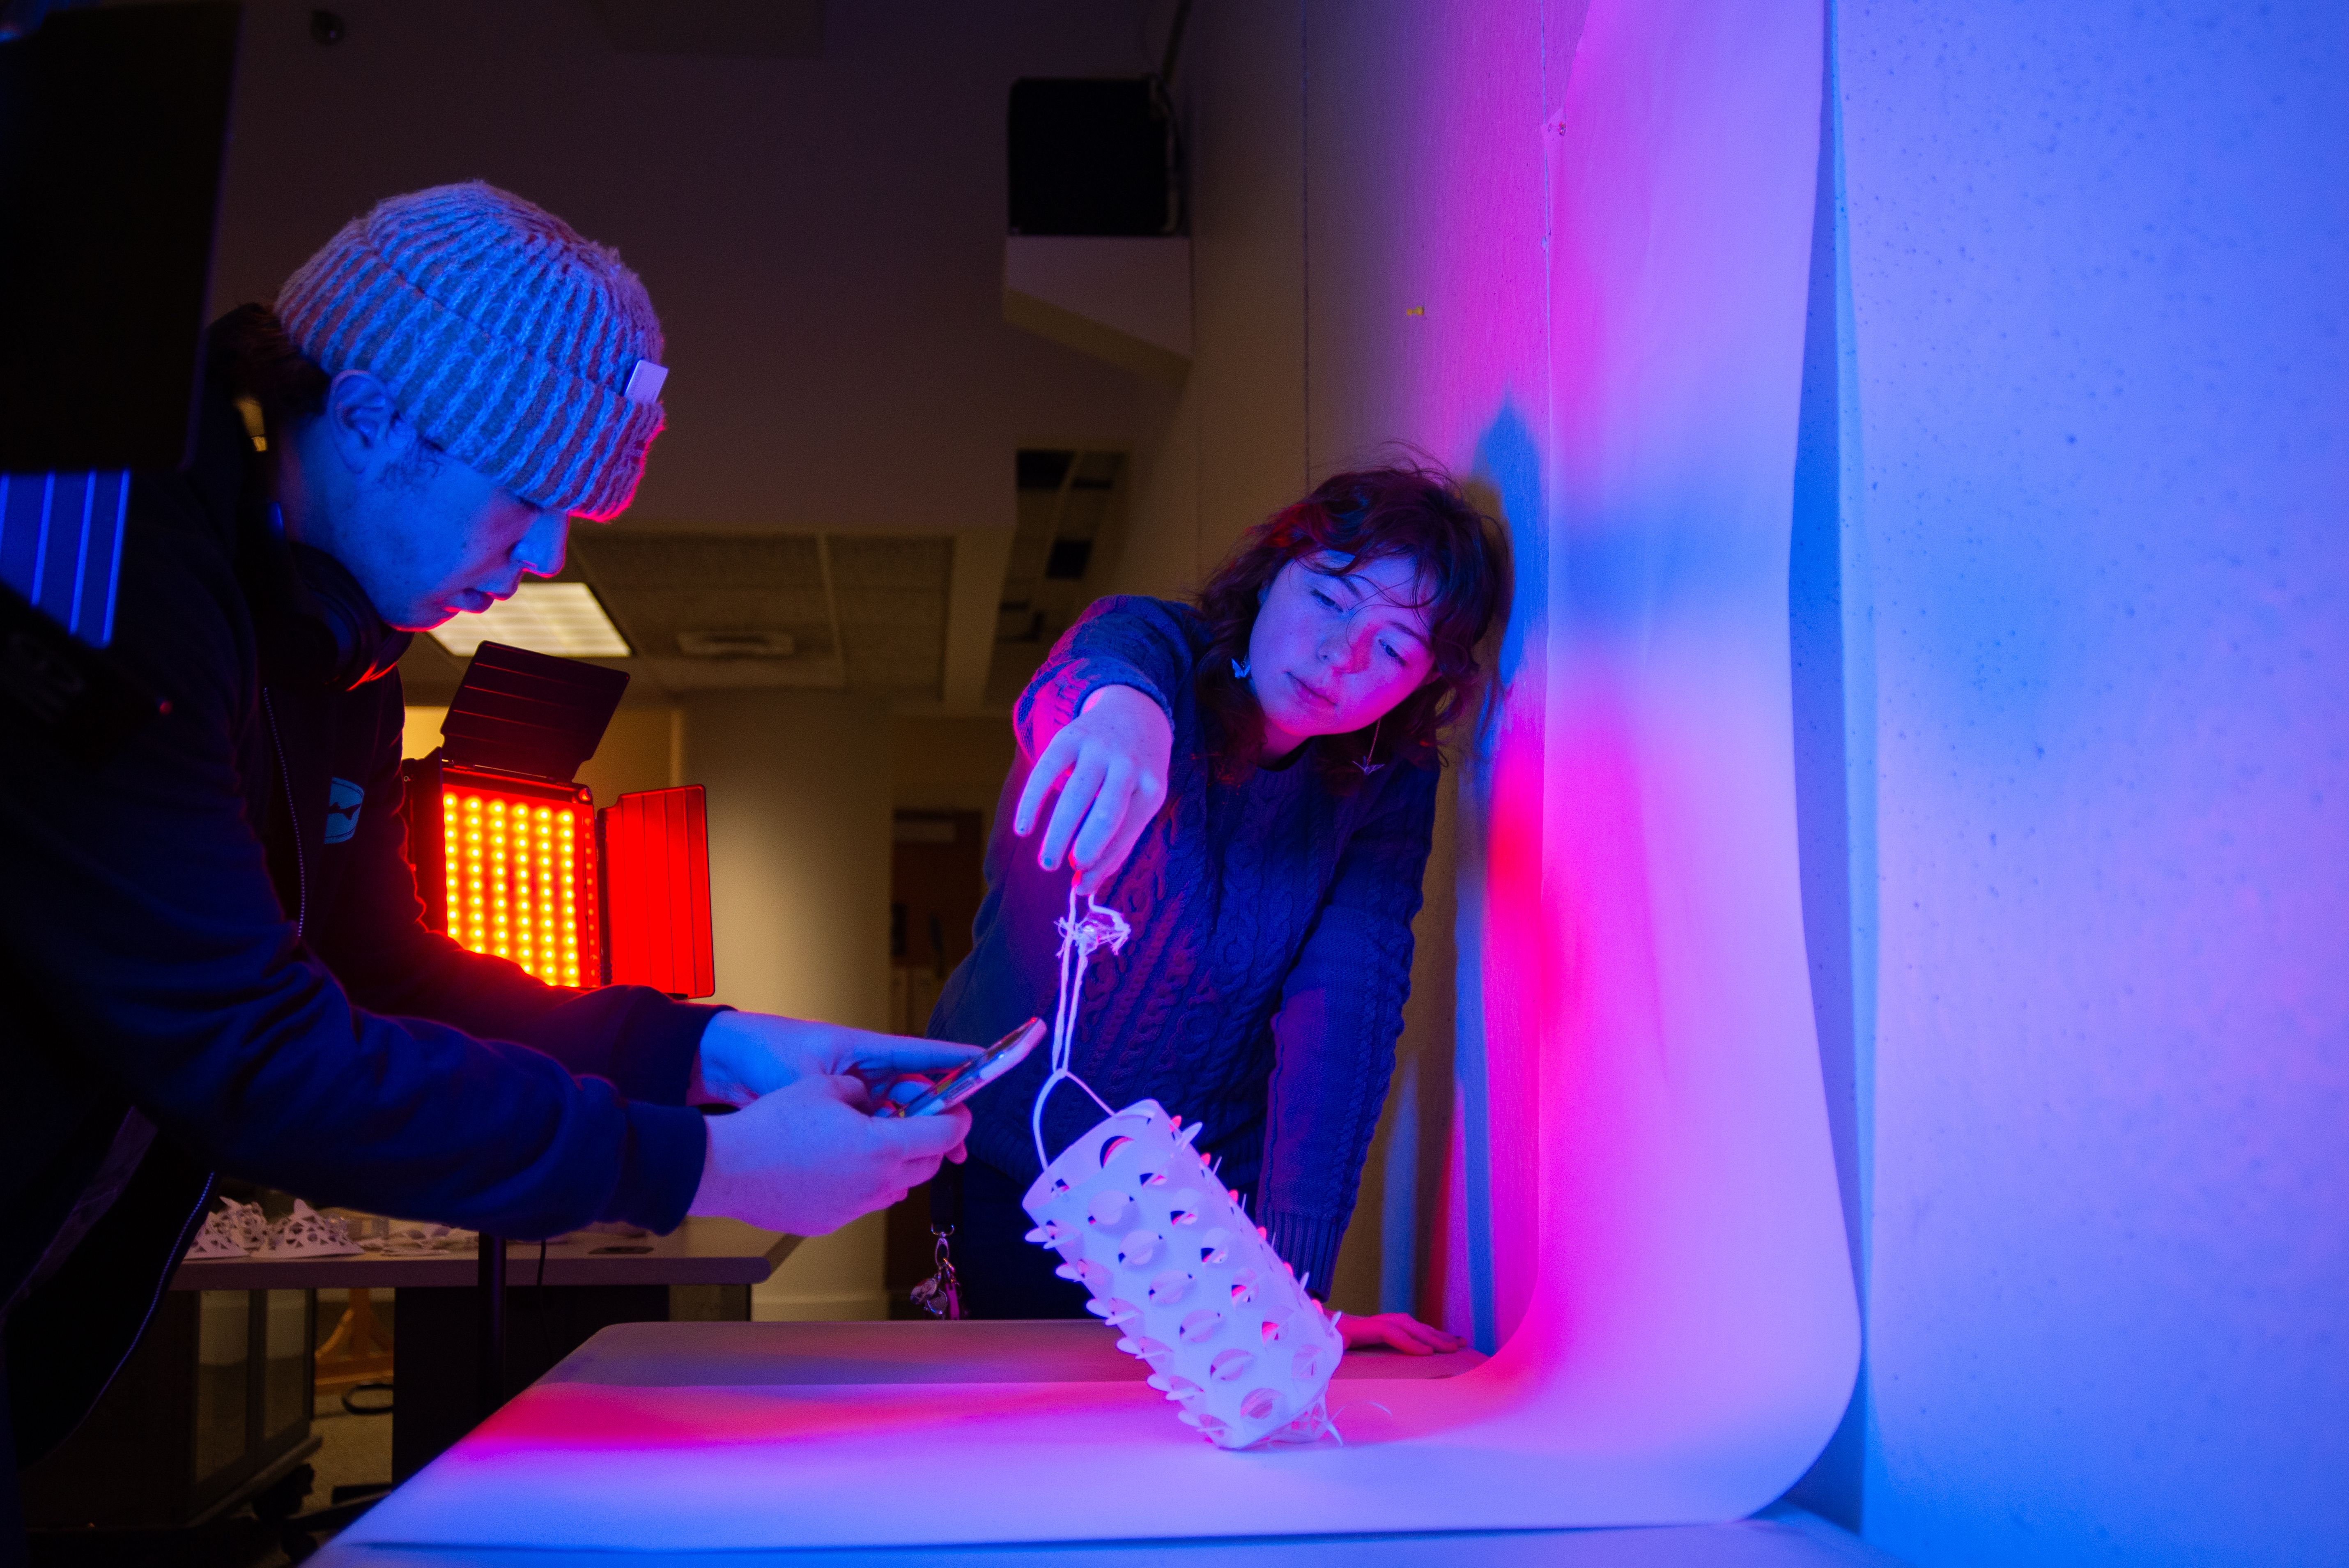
[276,182,667,521]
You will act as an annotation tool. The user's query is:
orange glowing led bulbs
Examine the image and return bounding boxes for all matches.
[430,779,595,982]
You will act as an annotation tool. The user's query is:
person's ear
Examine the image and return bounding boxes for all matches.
[321,370,415,479]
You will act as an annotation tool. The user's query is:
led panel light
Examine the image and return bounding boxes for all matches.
[429,582,631,659]
[434,773,597,989]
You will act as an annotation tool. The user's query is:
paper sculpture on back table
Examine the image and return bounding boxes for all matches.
[1022,887,1345,1450]
[183,1196,361,1259]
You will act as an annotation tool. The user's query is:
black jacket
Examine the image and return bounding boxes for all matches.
[0,325,715,1471]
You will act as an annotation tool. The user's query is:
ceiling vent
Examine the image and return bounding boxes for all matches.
[677,630,799,660]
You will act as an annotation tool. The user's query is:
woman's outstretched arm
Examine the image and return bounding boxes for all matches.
[1011,596,1202,894]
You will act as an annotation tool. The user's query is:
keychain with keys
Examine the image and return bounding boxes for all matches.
[909,1222,962,1319]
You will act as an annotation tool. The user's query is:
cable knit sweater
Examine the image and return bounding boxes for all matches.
[930,595,1436,1294]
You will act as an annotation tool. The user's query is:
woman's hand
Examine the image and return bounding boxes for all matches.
[1014,684,1172,896]
[1337,1310,1467,1356]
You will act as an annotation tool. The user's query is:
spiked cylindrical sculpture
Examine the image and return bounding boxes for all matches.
[1025,1099,1345,1448]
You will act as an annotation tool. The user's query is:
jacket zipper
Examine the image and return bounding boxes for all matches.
[260,688,307,941]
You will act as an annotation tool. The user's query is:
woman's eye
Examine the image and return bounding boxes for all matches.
[1311,590,1339,609]
[1381,641,1406,664]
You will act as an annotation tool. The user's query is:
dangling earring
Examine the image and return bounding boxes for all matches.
[1231,657,1252,679]
[1354,715,1386,777]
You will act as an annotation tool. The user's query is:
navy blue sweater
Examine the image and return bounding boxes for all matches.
[931,597,1437,1293]
[0,336,714,1339]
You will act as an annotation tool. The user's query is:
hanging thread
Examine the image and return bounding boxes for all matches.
[1030,882,1133,1172]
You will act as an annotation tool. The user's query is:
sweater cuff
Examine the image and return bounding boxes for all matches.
[1262,1208,1345,1301]
[574,993,729,1106]
[609,1102,708,1235]
[1076,661,1173,726]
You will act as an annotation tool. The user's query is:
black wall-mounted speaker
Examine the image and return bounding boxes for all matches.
[1007,78,1181,237]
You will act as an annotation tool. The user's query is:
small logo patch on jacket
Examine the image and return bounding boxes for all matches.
[324,777,364,844]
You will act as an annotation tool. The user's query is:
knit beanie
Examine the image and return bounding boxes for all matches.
[275,182,667,521]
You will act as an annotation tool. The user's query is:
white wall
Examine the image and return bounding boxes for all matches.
[684,689,894,1319]
[1834,3,2349,1561]
[685,689,892,1029]
[891,714,1016,837]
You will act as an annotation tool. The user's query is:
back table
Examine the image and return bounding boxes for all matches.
[172,1216,797,1478]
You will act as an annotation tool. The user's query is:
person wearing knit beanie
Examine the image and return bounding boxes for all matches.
[257,182,670,632]
[277,180,668,523]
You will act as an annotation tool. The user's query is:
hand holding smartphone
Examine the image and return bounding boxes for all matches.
[874,1017,1046,1118]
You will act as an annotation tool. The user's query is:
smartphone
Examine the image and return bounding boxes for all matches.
[880,1018,1046,1118]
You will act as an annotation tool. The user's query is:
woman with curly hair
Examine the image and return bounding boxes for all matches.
[926,465,1503,1352]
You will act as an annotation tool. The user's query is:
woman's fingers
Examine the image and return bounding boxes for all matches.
[1340,1310,1466,1355]
[1021,694,1174,889]
[1038,753,1108,871]
[1013,727,1083,837]
[1392,1315,1465,1353]
[1083,766,1165,894]
[1378,1318,1436,1354]
[1068,761,1135,878]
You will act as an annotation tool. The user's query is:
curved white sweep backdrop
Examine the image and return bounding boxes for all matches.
[346,0,1859,1548]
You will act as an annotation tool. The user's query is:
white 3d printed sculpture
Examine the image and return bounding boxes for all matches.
[1022,887,1345,1449]
[183,1196,361,1259]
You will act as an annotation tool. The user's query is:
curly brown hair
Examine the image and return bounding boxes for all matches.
[1193,464,1505,793]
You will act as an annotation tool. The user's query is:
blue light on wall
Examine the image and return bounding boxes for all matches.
[0,469,131,646]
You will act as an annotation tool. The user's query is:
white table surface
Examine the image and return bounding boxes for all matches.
[313,1320,1904,1568]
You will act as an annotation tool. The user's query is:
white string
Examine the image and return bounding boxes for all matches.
[1031,881,1132,1172]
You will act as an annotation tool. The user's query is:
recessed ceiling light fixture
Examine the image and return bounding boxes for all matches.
[428,582,632,659]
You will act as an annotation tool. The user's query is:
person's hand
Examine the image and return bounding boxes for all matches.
[1337,1311,1466,1356]
[1014,684,1172,896]
[691,1012,979,1108]
[688,1074,972,1236]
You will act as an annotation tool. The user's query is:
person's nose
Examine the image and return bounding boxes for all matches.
[515,511,571,579]
[1319,620,1372,674]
